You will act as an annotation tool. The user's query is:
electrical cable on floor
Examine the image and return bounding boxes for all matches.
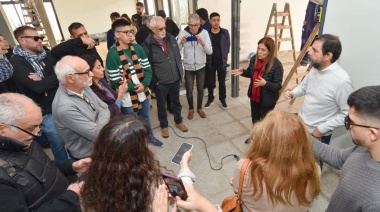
[153,125,240,171]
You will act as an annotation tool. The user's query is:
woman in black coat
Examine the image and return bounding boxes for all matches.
[231,37,284,142]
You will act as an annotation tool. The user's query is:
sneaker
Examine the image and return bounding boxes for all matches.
[221,100,228,109]
[187,109,194,120]
[161,128,169,138]
[175,123,188,132]
[204,100,213,109]
[150,137,164,148]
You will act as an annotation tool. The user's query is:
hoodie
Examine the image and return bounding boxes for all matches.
[177,26,213,71]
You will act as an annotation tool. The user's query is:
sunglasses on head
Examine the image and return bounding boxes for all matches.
[21,36,45,41]
[344,115,380,130]
[117,30,134,35]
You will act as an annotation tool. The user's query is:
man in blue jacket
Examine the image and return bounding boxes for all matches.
[205,12,230,109]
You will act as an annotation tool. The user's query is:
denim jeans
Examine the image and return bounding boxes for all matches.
[34,113,68,160]
[122,99,153,135]
[155,80,182,128]
[207,65,226,102]
[185,68,205,109]
[319,134,332,168]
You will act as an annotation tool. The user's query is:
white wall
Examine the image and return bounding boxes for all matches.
[53,0,136,39]
[198,0,308,61]
[322,0,380,148]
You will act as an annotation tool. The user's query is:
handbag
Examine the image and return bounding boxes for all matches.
[221,159,250,212]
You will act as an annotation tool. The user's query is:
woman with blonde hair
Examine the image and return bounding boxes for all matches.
[232,110,321,211]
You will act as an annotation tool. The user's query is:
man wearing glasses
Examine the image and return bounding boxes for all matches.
[0,93,91,211]
[311,86,380,211]
[142,16,188,139]
[51,22,103,66]
[8,26,68,161]
[53,55,110,159]
[284,34,354,145]
[106,18,163,147]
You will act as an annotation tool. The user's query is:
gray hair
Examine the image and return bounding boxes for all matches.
[150,16,165,29]
[55,55,78,84]
[143,15,153,25]
[188,14,200,24]
[0,93,40,127]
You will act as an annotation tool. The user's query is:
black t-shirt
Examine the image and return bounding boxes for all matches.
[211,30,222,66]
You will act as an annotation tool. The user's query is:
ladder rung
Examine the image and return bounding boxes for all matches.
[23,14,38,17]
[278,50,295,54]
[277,12,289,16]
[35,27,45,31]
[268,24,291,29]
[278,37,292,42]
[25,21,40,25]
[21,7,33,10]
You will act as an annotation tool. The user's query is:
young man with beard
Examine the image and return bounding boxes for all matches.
[312,85,380,211]
[131,2,145,30]
[285,34,354,145]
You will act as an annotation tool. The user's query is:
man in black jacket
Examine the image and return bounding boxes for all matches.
[51,22,103,66]
[135,15,153,44]
[0,93,91,211]
[157,10,179,37]
[142,16,188,138]
[8,26,68,161]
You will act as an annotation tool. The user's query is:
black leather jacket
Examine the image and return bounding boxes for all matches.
[0,136,79,211]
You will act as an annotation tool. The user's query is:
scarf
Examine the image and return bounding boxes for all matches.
[115,42,150,111]
[251,59,266,102]
[13,45,47,78]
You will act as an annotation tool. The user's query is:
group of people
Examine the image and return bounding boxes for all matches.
[0,2,379,212]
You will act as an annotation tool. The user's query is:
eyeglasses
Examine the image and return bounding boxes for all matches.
[188,24,199,28]
[83,96,96,111]
[344,115,380,130]
[9,123,44,137]
[117,30,134,35]
[156,26,166,32]
[71,70,91,77]
[21,36,45,42]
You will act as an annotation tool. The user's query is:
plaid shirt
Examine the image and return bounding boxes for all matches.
[0,54,13,82]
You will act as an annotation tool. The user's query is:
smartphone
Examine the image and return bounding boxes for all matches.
[186,36,197,42]
[171,142,193,166]
[161,172,188,200]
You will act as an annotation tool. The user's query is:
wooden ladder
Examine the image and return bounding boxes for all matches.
[277,22,320,105]
[264,2,296,66]
[18,0,51,48]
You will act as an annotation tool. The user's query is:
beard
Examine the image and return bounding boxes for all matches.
[310,60,322,70]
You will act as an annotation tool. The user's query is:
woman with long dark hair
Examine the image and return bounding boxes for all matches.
[0,34,13,59]
[81,115,195,211]
[231,37,284,143]
[81,54,127,117]
[231,111,321,211]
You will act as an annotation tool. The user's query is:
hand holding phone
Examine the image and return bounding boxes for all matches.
[172,142,193,166]
[161,172,188,200]
[186,36,198,42]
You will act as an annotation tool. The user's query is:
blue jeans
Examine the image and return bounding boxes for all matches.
[155,80,183,128]
[122,99,153,135]
[34,113,68,160]
[319,134,332,168]
[185,68,205,109]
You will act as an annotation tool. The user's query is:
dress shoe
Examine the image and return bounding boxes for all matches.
[188,109,194,120]
[197,109,206,118]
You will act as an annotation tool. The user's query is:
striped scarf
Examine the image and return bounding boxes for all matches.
[115,42,150,111]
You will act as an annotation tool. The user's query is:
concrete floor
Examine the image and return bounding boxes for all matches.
[44,42,339,211]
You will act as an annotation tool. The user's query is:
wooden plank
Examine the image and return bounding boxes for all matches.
[277,12,289,16]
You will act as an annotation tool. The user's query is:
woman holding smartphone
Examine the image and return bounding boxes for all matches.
[231,37,283,143]
[231,111,321,211]
[81,115,195,212]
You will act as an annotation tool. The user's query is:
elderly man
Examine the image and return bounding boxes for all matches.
[312,85,380,211]
[106,18,163,147]
[178,14,212,120]
[0,93,91,211]
[8,26,68,161]
[142,16,188,138]
[53,55,110,159]
[285,34,354,145]
[51,22,103,66]
[135,15,153,45]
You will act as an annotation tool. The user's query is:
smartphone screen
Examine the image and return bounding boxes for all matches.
[171,142,193,166]
[161,172,188,200]
[186,36,197,41]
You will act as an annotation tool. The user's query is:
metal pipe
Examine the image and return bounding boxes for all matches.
[231,0,241,98]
